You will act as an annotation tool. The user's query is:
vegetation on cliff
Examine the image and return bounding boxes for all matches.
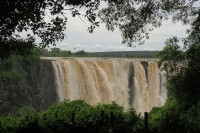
[148,37,200,132]
[0,48,41,115]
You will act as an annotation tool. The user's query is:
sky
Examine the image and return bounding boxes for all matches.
[56,16,189,52]
[38,1,200,52]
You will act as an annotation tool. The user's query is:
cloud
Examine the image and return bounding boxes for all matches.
[17,2,193,52]
[55,42,157,52]
[51,12,190,52]
[94,44,104,48]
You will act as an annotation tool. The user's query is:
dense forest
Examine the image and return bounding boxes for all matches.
[40,48,159,58]
[0,100,144,133]
[0,49,41,115]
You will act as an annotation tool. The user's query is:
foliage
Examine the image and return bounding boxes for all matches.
[91,51,159,58]
[156,37,186,76]
[151,34,200,132]
[0,49,41,115]
[40,48,72,57]
[171,43,200,107]
[0,36,36,60]
[0,0,100,59]
[99,0,198,46]
[1,0,199,58]
[158,38,200,106]
[149,4,200,128]
[40,48,159,58]
[0,100,144,133]
[39,49,91,57]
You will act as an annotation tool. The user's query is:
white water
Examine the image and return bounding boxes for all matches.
[42,57,167,114]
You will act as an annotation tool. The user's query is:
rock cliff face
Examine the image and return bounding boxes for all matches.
[39,57,167,114]
[38,60,58,109]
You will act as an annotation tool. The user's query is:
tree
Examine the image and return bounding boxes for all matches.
[153,34,200,133]
[153,3,200,130]
[105,1,200,45]
[0,0,199,59]
[157,37,186,76]
[0,0,101,59]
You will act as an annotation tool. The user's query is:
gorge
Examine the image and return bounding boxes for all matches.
[39,57,167,114]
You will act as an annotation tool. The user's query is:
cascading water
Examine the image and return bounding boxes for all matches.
[41,57,167,114]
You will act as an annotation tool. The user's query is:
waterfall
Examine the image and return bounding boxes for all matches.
[41,57,167,114]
